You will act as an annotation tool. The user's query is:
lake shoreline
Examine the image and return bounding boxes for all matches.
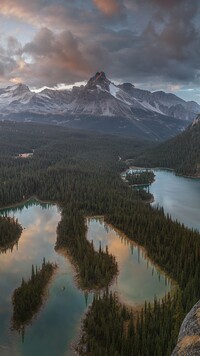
[56,244,119,293]
[121,168,155,204]
[126,164,200,180]
[104,217,177,294]
[0,195,63,212]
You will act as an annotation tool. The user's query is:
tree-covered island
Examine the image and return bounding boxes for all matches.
[125,170,155,185]
[12,259,57,330]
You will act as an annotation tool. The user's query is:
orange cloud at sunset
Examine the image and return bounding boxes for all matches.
[0,1,77,31]
[93,0,121,15]
[20,28,94,86]
[0,1,38,24]
[0,0,199,99]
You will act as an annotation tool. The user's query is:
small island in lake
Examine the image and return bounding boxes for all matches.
[12,259,57,331]
[125,170,155,185]
[124,170,155,202]
[0,216,22,252]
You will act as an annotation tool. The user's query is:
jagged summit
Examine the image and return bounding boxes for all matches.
[86,71,110,91]
[0,73,200,141]
[6,83,30,91]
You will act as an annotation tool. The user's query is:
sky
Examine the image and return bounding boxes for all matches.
[1,0,200,102]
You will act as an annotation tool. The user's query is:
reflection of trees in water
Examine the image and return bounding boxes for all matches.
[0,216,22,253]
[0,198,53,216]
[0,239,19,254]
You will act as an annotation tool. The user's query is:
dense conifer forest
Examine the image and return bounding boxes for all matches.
[1,121,200,355]
[134,119,200,176]
[0,216,22,251]
[56,211,118,289]
[125,170,155,185]
[12,259,57,330]
[78,291,182,356]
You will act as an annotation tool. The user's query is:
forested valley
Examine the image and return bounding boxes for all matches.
[1,121,200,355]
[134,119,200,176]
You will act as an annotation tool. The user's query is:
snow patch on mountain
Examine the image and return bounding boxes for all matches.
[0,74,199,126]
[109,83,119,98]
[140,100,164,114]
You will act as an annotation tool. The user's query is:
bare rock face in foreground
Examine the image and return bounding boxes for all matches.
[172,300,200,355]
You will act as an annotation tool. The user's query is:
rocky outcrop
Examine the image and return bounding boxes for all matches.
[172,300,200,355]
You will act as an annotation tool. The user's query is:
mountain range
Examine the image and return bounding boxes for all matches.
[0,72,199,141]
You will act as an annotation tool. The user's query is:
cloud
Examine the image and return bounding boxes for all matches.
[0,0,96,35]
[127,0,192,10]
[153,0,183,7]
[0,1,39,25]
[0,0,200,97]
[19,28,97,86]
[0,43,19,84]
[92,0,122,15]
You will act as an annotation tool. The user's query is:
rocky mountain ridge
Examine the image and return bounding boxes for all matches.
[0,72,199,140]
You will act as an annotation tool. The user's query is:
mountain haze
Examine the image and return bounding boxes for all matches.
[0,72,199,140]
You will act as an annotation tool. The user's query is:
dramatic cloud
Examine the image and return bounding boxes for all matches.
[0,0,97,35]
[93,0,122,15]
[0,0,200,102]
[18,29,87,85]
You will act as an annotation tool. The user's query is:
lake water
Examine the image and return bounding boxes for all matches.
[87,218,171,306]
[149,169,200,231]
[0,199,171,355]
[0,201,92,356]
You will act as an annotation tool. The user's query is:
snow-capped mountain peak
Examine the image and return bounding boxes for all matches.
[0,73,199,141]
[6,83,30,95]
[86,71,110,91]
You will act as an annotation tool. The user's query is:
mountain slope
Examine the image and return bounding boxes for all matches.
[119,84,200,121]
[0,72,199,141]
[135,114,200,175]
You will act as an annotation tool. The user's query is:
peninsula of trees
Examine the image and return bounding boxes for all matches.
[0,216,22,252]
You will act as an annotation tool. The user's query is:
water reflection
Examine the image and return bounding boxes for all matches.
[0,239,19,254]
[0,201,92,356]
[0,200,172,356]
[87,218,172,306]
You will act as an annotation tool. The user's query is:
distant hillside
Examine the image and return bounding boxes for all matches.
[135,115,200,176]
